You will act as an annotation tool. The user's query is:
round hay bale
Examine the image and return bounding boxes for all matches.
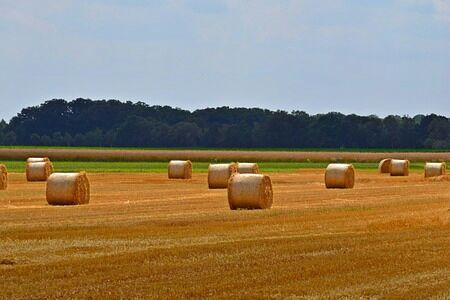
[0,164,7,190]
[424,162,446,178]
[208,163,237,189]
[168,160,192,179]
[378,158,392,174]
[26,161,53,181]
[227,174,273,210]
[325,163,355,189]
[237,162,259,174]
[46,172,90,205]
[390,159,410,176]
[26,157,50,163]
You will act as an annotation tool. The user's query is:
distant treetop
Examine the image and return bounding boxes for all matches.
[1,98,449,149]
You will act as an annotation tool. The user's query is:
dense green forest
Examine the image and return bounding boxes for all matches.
[0,98,449,148]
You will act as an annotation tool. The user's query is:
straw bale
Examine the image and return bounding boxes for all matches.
[0,164,7,190]
[227,173,273,210]
[208,163,237,189]
[378,159,392,174]
[237,162,259,174]
[168,160,192,179]
[325,163,355,189]
[46,172,90,205]
[26,157,50,163]
[424,162,446,178]
[390,159,410,176]
[26,161,53,181]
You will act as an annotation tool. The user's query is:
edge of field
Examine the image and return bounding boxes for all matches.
[0,147,449,163]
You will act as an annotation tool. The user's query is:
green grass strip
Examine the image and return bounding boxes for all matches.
[1,160,438,173]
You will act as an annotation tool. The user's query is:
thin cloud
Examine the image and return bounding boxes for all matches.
[433,0,450,22]
[0,6,54,33]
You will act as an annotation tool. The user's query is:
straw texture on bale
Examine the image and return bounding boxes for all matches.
[208,163,237,189]
[0,164,7,190]
[378,159,392,174]
[26,157,50,163]
[227,174,273,210]
[325,163,355,189]
[168,160,192,179]
[390,159,410,176]
[424,162,446,178]
[26,161,53,181]
[237,162,259,174]
[46,172,90,205]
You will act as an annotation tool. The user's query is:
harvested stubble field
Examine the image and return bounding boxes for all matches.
[1,170,450,299]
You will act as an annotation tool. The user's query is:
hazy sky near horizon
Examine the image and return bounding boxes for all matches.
[1,0,449,121]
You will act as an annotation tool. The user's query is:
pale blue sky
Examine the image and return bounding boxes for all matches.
[1,0,449,121]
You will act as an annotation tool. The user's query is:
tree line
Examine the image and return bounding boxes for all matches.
[0,98,449,149]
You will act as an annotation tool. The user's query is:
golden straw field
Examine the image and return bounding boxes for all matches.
[1,169,450,299]
[1,148,450,162]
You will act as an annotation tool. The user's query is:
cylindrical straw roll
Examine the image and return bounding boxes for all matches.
[378,158,392,174]
[424,162,446,178]
[46,172,90,205]
[0,164,7,190]
[208,163,237,189]
[26,161,53,181]
[325,163,355,189]
[26,157,50,163]
[390,159,410,176]
[237,162,259,174]
[227,174,273,210]
[168,160,192,179]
